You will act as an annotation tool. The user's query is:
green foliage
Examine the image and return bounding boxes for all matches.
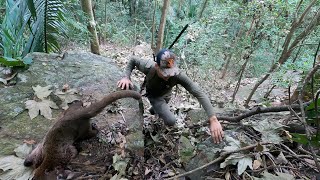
[271,58,312,87]
[0,0,69,67]
[292,98,320,147]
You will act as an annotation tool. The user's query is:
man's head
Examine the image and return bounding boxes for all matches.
[155,49,180,78]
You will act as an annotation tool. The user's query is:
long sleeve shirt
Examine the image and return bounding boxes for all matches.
[125,56,216,118]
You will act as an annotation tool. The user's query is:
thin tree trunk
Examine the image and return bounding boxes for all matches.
[198,0,208,19]
[81,0,100,55]
[156,0,170,53]
[231,55,250,103]
[151,0,157,52]
[244,1,319,107]
[220,54,231,79]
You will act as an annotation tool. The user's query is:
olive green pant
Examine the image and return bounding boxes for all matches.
[147,94,176,126]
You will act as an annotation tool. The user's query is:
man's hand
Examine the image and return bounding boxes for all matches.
[209,116,224,144]
[117,77,133,90]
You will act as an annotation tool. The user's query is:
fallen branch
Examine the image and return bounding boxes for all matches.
[165,143,271,180]
[216,102,311,122]
[188,102,312,130]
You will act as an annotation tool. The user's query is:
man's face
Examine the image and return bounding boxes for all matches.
[159,51,175,68]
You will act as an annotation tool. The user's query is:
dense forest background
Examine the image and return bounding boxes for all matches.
[1,0,320,179]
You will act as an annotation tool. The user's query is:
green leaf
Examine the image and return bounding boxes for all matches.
[291,133,308,145]
[0,56,25,67]
[306,99,320,111]
[27,0,37,18]
[291,133,320,147]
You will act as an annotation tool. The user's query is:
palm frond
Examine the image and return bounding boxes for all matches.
[1,0,31,58]
[23,0,67,56]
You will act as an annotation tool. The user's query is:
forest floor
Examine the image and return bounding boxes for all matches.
[37,42,319,180]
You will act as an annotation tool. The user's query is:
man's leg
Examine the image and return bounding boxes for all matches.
[148,96,176,126]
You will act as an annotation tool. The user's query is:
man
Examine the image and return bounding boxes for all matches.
[117,49,224,143]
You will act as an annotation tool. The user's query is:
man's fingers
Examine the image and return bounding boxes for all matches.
[121,83,126,90]
[211,131,218,144]
[211,129,224,144]
[218,130,223,143]
[215,131,220,143]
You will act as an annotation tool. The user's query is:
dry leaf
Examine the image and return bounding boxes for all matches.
[23,139,36,145]
[25,99,58,120]
[253,159,262,170]
[55,88,80,109]
[32,85,52,100]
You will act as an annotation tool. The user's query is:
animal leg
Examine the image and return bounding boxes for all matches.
[77,123,99,140]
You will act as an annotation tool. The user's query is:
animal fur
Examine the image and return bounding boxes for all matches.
[24,90,141,179]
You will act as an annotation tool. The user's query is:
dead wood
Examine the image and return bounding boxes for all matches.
[216,102,310,122]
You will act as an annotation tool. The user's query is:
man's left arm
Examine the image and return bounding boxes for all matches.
[176,73,224,143]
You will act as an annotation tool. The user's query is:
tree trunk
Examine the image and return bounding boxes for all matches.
[129,0,137,17]
[81,0,100,55]
[198,0,208,19]
[231,53,251,103]
[244,0,319,107]
[151,0,157,52]
[156,0,170,53]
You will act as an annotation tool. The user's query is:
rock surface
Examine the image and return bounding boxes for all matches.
[0,51,144,178]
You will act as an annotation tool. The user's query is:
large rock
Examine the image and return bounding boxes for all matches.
[0,51,144,160]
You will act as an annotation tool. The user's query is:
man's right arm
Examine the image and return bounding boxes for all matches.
[125,56,152,78]
[118,56,153,90]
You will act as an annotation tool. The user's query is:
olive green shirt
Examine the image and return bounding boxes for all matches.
[125,56,215,118]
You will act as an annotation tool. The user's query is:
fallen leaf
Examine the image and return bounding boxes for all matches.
[220,153,253,175]
[0,144,34,180]
[14,143,33,159]
[237,156,253,175]
[223,135,241,151]
[32,85,52,100]
[253,159,262,170]
[25,99,58,120]
[55,88,80,109]
[253,170,294,180]
[23,139,36,145]
[251,119,284,144]
[276,152,288,165]
[144,167,152,175]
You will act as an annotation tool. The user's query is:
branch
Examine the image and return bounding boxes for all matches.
[217,102,311,122]
[165,143,271,180]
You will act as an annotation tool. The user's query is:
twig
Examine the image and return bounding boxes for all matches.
[119,111,126,123]
[165,143,271,180]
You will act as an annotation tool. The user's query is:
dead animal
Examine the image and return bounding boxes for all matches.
[24,90,142,179]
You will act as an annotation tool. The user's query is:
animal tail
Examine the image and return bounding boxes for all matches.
[82,90,141,118]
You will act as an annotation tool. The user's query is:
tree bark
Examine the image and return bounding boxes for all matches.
[81,0,100,55]
[151,0,157,51]
[156,0,170,53]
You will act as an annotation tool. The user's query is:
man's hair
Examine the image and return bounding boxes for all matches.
[156,49,175,65]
